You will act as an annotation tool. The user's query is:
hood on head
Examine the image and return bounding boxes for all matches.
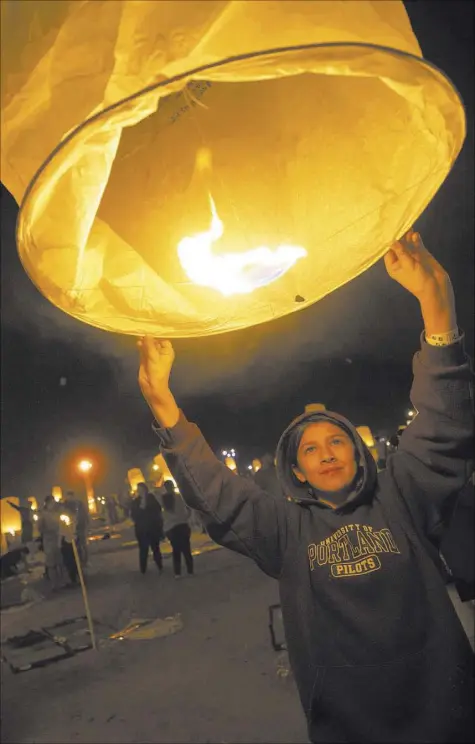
[275,410,378,511]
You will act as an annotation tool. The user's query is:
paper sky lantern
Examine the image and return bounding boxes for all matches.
[152,454,176,486]
[252,459,262,474]
[127,468,146,493]
[224,456,238,472]
[305,403,327,414]
[1,1,465,338]
[356,426,378,463]
[52,486,63,503]
[0,498,22,536]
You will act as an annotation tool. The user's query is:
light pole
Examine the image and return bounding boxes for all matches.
[78,459,96,515]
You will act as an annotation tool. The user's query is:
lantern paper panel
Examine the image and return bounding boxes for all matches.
[1,1,465,338]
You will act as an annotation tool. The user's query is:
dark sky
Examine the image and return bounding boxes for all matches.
[1,0,473,498]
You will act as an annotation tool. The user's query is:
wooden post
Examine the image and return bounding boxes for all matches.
[71,538,97,651]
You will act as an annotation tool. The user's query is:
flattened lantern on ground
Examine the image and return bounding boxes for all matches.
[1,1,465,338]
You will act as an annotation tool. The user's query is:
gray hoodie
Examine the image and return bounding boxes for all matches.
[154,334,474,743]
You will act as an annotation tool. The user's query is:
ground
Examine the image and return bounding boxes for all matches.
[1,531,308,744]
[2,527,473,744]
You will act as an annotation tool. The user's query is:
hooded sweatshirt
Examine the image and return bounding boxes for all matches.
[161,492,190,533]
[154,334,474,743]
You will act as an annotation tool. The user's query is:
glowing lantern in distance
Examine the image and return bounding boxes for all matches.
[1,1,465,338]
[52,486,63,503]
[225,456,237,472]
[252,459,262,474]
[305,403,327,414]
[356,426,378,463]
[127,468,146,494]
[152,454,176,487]
[0,498,22,536]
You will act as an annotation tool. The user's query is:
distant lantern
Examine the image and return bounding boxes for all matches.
[356,426,379,463]
[28,497,38,511]
[224,456,237,472]
[152,454,176,487]
[305,403,327,414]
[0,498,22,536]
[52,486,63,503]
[251,458,262,474]
[127,468,146,494]
[1,1,465,338]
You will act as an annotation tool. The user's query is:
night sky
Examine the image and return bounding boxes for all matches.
[1,1,473,499]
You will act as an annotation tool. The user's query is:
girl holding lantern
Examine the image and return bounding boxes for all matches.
[138,231,473,743]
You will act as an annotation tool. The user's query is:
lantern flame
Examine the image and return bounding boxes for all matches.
[177,195,307,296]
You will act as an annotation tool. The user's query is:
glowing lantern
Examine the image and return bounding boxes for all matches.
[0,498,22,536]
[225,456,237,472]
[152,454,176,487]
[127,468,146,494]
[1,1,465,338]
[356,426,378,463]
[52,486,63,503]
[305,403,327,414]
[252,459,262,474]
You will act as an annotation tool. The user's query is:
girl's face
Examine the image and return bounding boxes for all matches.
[292,422,358,492]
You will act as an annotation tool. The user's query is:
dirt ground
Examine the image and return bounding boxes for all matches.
[1,537,308,744]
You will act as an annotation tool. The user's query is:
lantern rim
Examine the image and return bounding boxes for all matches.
[16,41,466,338]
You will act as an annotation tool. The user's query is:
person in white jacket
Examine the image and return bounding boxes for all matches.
[161,481,194,579]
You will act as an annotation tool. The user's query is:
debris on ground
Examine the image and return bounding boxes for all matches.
[110,613,183,641]
[1,616,111,673]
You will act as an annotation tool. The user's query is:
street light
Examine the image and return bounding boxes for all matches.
[78,459,92,473]
[407,410,415,417]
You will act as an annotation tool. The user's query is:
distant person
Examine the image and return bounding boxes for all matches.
[130,482,164,575]
[7,499,33,544]
[118,482,132,518]
[138,231,474,743]
[38,495,62,590]
[105,495,119,525]
[253,453,284,498]
[59,510,79,587]
[161,480,194,579]
[63,490,89,566]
